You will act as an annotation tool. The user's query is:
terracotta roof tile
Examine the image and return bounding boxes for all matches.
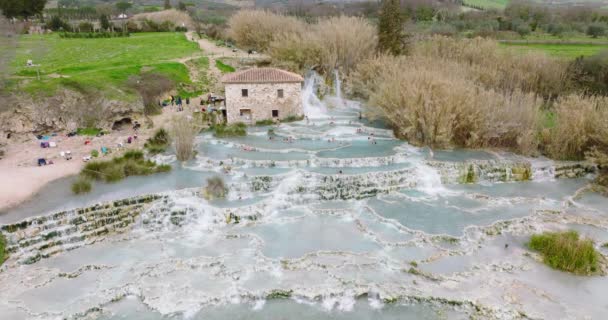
[221,67,304,84]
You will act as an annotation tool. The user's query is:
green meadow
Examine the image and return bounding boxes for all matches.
[502,42,608,59]
[12,32,201,100]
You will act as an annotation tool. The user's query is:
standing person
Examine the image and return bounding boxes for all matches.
[186,97,190,107]
[170,95,175,106]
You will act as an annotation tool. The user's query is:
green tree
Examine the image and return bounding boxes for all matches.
[99,14,110,30]
[115,1,132,13]
[587,23,606,38]
[178,1,187,11]
[164,0,172,10]
[378,0,404,55]
[0,0,47,19]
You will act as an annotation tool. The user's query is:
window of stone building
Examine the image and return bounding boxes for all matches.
[277,89,284,98]
[272,110,279,118]
[242,89,248,97]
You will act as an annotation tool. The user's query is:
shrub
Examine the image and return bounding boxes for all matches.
[0,232,7,266]
[568,50,608,96]
[411,36,569,99]
[213,123,247,137]
[367,56,541,154]
[170,115,201,161]
[546,95,608,160]
[145,128,171,155]
[78,150,170,190]
[228,10,305,51]
[281,115,304,123]
[268,16,377,75]
[204,176,227,199]
[76,127,102,136]
[528,231,600,275]
[586,23,606,38]
[311,16,377,74]
[91,150,99,158]
[255,119,274,126]
[71,177,92,194]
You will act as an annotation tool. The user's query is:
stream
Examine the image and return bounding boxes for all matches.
[1,75,607,320]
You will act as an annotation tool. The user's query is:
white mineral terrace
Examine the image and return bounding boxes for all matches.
[0,75,607,320]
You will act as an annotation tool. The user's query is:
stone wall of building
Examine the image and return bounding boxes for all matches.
[225,82,302,124]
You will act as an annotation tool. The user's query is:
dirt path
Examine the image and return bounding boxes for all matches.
[185,31,268,60]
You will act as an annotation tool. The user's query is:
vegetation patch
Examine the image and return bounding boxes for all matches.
[76,128,103,136]
[501,43,608,59]
[255,119,274,126]
[528,230,601,275]
[212,123,247,137]
[71,177,92,194]
[266,289,293,299]
[74,150,171,193]
[144,128,171,155]
[281,115,305,123]
[203,176,228,200]
[215,59,235,73]
[0,232,7,266]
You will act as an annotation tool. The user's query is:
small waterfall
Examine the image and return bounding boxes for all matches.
[334,69,345,108]
[302,71,329,119]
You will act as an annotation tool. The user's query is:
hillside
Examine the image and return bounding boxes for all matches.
[12,32,200,101]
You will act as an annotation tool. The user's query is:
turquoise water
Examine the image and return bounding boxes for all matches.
[2,92,608,320]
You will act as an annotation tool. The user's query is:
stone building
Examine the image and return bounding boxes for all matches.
[221,68,304,124]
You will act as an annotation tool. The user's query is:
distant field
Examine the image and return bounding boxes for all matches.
[12,32,201,99]
[501,42,608,59]
[462,0,508,10]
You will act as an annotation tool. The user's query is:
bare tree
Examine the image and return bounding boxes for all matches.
[128,72,174,115]
[170,114,201,161]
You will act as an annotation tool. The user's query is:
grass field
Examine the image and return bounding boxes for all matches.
[462,0,508,10]
[12,32,201,100]
[501,42,608,59]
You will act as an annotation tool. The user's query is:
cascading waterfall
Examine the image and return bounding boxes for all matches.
[302,70,329,119]
[333,69,345,108]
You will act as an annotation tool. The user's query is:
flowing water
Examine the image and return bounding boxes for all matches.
[1,74,608,320]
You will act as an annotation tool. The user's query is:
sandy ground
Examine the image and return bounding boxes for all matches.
[0,105,201,212]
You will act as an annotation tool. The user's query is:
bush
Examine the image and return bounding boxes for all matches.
[528,231,600,275]
[268,15,377,74]
[411,36,569,99]
[204,176,227,199]
[71,177,92,194]
[255,119,274,126]
[91,150,99,158]
[586,23,606,38]
[0,232,7,266]
[213,123,247,137]
[78,150,170,189]
[145,128,171,155]
[77,127,102,136]
[170,115,201,161]
[546,95,608,160]
[228,10,306,51]
[568,51,608,96]
[365,55,541,154]
[281,115,304,123]
[516,24,531,37]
